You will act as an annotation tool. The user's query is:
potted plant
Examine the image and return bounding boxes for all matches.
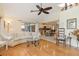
[72,29,79,41]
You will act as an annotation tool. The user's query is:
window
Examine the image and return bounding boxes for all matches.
[21,23,35,32]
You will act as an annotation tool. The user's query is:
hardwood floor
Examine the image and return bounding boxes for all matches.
[0,39,79,56]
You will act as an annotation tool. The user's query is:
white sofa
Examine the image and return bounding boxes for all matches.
[0,37,6,48]
[0,32,12,49]
[8,32,40,47]
[0,31,40,47]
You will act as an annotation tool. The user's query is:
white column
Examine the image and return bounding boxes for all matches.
[35,23,39,33]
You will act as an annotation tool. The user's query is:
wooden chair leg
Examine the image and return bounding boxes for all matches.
[56,40,59,45]
[33,41,36,47]
[27,41,30,47]
[64,41,66,47]
[37,40,39,46]
[34,40,39,47]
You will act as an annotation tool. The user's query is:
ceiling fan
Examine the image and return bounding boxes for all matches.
[31,4,52,15]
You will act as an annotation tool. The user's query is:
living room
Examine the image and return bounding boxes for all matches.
[0,3,79,56]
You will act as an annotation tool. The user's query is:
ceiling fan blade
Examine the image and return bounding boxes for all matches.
[43,10,49,14]
[44,7,52,10]
[31,10,39,12]
[36,5,41,10]
[38,11,41,15]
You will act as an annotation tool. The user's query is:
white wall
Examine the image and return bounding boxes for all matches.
[41,4,60,22]
[59,6,79,47]
[0,3,60,23]
[0,4,4,38]
[0,4,4,17]
[2,17,39,35]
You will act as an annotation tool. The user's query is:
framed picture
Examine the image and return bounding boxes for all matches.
[67,18,77,29]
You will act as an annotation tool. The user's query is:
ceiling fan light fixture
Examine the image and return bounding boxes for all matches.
[31,4,52,15]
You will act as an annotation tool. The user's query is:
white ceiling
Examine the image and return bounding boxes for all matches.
[1,3,60,23]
